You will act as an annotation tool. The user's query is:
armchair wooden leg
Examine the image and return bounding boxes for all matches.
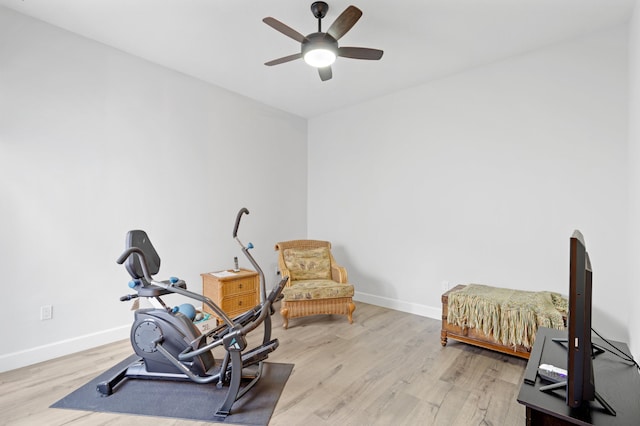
[347,301,356,324]
[281,307,289,329]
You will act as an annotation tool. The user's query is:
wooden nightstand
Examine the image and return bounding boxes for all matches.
[201,269,259,321]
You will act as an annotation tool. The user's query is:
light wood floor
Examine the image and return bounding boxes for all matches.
[0,302,527,425]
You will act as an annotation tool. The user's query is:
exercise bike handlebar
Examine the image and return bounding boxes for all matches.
[233,208,249,238]
[237,277,289,336]
[232,207,268,305]
[116,247,153,282]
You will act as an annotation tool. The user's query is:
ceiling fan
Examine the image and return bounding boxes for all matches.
[263,2,384,81]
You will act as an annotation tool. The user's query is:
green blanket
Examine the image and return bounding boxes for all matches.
[447,284,567,349]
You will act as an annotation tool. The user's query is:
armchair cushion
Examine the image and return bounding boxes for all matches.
[283,247,332,281]
[282,279,355,301]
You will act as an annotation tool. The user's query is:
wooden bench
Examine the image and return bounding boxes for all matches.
[441,284,566,359]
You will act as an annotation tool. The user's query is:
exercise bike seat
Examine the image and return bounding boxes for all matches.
[127,278,186,298]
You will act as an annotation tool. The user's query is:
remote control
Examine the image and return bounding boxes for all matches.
[537,364,567,383]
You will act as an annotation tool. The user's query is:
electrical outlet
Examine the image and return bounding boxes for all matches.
[40,305,53,320]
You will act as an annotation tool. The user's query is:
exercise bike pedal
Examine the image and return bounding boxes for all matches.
[241,364,260,380]
[240,339,279,368]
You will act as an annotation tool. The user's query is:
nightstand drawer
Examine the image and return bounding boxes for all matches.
[220,276,257,297]
[220,293,259,317]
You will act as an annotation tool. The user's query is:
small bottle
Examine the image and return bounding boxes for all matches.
[233,256,240,272]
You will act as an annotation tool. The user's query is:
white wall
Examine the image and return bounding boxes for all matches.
[0,7,308,372]
[1,4,636,373]
[309,26,630,342]
[628,0,640,361]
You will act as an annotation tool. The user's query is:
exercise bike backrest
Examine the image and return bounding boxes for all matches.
[117,230,187,298]
[123,230,160,279]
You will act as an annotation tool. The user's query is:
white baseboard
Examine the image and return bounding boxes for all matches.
[354,291,441,320]
[0,325,130,373]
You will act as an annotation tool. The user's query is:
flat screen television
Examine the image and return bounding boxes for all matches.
[541,230,614,416]
[566,229,595,408]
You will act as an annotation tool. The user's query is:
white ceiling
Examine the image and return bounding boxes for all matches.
[0,0,635,118]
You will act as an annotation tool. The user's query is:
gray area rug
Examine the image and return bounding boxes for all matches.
[51,354,293,425]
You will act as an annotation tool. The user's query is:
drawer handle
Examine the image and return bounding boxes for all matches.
[238,301,243,306]
[239,284,243,289]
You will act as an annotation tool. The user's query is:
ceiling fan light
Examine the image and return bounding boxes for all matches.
[303,48,336,68]
[301,33,338,68]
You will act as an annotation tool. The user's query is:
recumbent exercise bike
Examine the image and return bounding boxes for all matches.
[97,208,288,418]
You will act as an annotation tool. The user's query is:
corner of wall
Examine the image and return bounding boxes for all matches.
[627,0,640,362]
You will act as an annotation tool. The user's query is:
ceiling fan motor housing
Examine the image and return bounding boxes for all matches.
[302,32,338,56]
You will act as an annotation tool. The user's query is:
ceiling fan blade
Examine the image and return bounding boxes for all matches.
[338,47,384,60]
[265,53,303,66]
[318,66,332,81]
[263,17,308,43]
[327,6,362,41]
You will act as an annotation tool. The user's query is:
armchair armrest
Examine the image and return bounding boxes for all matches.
[331,264,348,283]
[277,259,293,287]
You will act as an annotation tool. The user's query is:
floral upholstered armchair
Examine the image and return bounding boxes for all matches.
[274,240,355,329]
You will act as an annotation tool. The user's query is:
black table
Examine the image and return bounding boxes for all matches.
[517,327,640,425]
